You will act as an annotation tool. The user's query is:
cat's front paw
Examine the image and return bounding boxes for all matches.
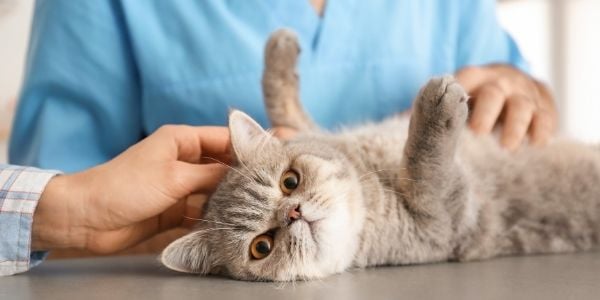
[414,76,469,132]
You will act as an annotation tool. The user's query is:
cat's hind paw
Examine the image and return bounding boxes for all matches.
[264,28,300,74]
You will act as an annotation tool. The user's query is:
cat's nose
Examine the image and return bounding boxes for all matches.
[287,205,302,222]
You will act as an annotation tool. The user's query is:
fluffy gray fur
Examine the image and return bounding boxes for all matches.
[161,29,600,281]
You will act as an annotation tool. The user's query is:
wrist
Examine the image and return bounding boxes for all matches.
[32,174,89,251]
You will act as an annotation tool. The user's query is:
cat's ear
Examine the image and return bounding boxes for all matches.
[228,110,280,162]
[161,231,214,274]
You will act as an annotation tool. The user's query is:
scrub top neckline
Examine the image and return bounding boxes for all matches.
[269,0,358,63]
[270,1,324,50]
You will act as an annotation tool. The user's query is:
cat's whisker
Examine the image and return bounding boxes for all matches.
[222,145,254,177]
[308,192,328,209]
[201,156,254,181]
[359,174,418,184]
[237,157,253,178]
[357,169,389,181]
[331,191,350,206]
[257,129,276,153]
[380,188,408,197]
[192,227,236,234]
[357,168,410,181]
[182,216,238,227]
[196,227,235,231]
[400,177,417,182]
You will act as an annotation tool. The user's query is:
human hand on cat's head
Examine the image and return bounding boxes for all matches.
[32,125,232,254]
[160,111,363,281]
[456,64,557,151]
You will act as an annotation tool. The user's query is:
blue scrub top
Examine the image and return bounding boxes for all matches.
[10,0,527,172]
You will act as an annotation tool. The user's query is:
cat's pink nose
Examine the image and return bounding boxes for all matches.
[288,205,302,222]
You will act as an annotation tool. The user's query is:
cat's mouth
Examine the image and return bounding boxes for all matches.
[290,217,323,240]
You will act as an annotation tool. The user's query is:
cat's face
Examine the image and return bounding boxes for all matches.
[161,111,365,281]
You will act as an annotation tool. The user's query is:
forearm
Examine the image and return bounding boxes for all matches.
[32,174,88,251]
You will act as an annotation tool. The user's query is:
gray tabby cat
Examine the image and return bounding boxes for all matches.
[161,29,600,281]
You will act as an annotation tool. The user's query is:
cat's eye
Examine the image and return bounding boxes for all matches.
[250,234,274,260]
[280,170,300,194]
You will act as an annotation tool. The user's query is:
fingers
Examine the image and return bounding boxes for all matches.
[500,96,535,151]
[88,201,194,254]
[468,84,506,134]
[457,65,558,150]
[529,83,558,146]
[529,110,555,146]
[111,196,203,250]
[172,162,228,194]
[181,194,208,228]
[87,194,209,254]
[158,199,188,231]
[87,218,160,254]
[155,196,205,230]
[456,66,493,92]
[155,125,232,164]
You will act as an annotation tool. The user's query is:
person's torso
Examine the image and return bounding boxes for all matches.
[119,0,462,132]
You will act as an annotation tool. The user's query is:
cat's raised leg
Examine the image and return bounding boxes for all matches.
[402,76,468,184]
[262,29,316,131]
[399,76,470,248]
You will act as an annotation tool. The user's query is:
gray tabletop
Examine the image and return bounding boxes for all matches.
[2,252,599,300]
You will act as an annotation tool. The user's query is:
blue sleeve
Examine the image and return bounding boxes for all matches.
[9,0,142,172]
[455,0,529,73]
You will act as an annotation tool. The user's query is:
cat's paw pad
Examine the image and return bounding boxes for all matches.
[265,28,300,71]
[415,76,469,130]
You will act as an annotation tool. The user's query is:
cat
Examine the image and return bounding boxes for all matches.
[160,29,600,281]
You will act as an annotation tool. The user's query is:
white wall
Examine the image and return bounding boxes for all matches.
[498,0,553,86]
[0,0,33,111]
[0,0,33,163]
[499,0,600,142]
[562,0,600,142]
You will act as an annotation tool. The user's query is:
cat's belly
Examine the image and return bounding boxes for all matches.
[326,112,600,266]
[454,135,600,260]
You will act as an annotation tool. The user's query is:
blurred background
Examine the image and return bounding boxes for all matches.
[1,0,600,164]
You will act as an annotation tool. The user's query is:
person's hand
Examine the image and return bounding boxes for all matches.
[456,64,557,150]
[32,125,230,254]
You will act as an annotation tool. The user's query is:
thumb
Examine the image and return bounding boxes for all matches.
[172,162,228,194]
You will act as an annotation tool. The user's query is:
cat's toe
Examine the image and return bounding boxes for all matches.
[416,76,469,129]
[421,76,454,102]
[421,76,467,107]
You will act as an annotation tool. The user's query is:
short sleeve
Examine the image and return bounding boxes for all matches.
[455,0,529,73]
[9,0,143,172]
